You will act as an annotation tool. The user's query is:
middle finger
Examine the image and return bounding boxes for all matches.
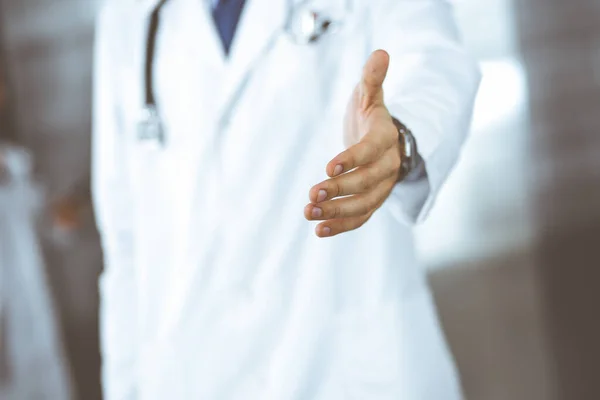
[305,189,382,221]
[309,150,400,203]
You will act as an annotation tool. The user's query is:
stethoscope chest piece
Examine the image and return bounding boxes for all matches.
[137,105,165,149]
[286,6,339,45]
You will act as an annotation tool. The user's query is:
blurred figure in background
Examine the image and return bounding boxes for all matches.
[93,0,479,399]
[0,142,74,400]
[1,41,74,397]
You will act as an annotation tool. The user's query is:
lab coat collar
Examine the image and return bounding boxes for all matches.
[135,0,290,124]
[216,0,289,123]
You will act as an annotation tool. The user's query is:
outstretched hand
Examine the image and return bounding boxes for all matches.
[305,50,404,238]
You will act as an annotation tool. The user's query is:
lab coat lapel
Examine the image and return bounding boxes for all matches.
[138,0,225,67]
[182,0,227,67]
[217,0,289,121]
[137,0,163,14]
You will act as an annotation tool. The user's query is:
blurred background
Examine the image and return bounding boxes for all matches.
[1,0,599,399]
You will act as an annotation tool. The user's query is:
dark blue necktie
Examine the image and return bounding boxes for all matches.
[212,0,247,55]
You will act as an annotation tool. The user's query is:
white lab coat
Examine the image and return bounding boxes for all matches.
[92,0,480,399]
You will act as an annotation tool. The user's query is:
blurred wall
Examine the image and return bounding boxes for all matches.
[0,6,16,142]
[516,1,600,398]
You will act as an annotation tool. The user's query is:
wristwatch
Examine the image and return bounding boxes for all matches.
[392,117,422,181]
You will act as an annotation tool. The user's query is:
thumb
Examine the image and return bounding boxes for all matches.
[360,49,390,110]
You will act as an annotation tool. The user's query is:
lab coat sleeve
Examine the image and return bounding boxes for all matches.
[92,4,139,399]
[369,0,481,224]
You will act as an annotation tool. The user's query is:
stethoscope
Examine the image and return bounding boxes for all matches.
[137,0,352,148]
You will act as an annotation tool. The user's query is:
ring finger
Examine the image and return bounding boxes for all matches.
[305,186,383,221]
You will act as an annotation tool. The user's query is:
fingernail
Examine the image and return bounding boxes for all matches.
[322,226,331,236]
[317,189,327,202]
[311,207,323,218]
[333,165,343,176]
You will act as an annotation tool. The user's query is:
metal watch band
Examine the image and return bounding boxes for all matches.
[392,117,420,181]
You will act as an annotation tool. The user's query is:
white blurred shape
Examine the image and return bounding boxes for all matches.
[471,59,529,133]
[0,144,74,400]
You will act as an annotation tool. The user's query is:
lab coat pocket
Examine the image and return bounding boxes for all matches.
[333,302,403,398]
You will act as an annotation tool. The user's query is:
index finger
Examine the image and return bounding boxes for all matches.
[328,126,397,177]
[326,140,377,177]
